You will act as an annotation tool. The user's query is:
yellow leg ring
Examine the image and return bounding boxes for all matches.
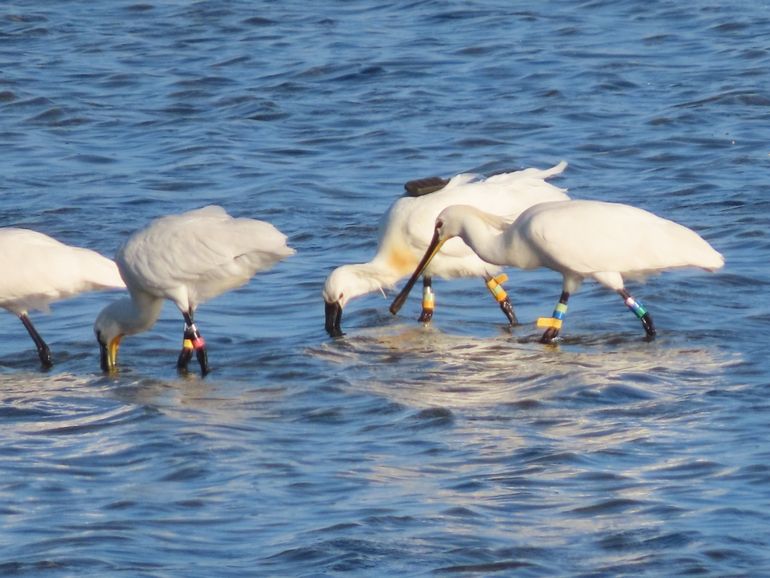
[183,339,194,350]
[422,290,435,311]
[486,274,509,303]
[536,317,563,329]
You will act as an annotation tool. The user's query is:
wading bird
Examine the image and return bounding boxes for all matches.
[391,200,723,341]
[0,228,125,368]
[94,206,294,375]
[323,162,569,336]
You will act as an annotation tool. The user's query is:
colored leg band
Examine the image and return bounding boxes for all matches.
[191,336,206,349]
[536,301,567,329]
[537,317,562,329]
[183,339,194,350]
[422,286,435,311]
[486,274,509,303]
[624,297,647,319]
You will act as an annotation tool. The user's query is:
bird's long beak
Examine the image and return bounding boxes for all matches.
[325,301,344,337]
[99,336,121,373]
[390,228,445,315]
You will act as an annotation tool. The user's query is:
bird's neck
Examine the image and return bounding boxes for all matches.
[115,292,165,336]
[457,215,522,268]
[349,261,402,299]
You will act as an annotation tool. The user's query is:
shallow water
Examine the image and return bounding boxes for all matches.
[1,1,770,576]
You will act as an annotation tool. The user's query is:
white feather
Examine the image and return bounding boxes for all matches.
[322,162,569,311]
[0,228,124,315]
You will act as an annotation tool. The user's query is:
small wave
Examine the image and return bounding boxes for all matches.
[677,90,770,108]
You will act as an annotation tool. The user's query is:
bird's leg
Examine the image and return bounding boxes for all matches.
[619,289,656,338]
[418,276,434,323]
[19,313,53,369]
[485,273,517,325]
[177,311,210,376]
[177,323,194,372]
[537,291,570,343]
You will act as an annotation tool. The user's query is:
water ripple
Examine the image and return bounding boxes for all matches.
[1,0,770,575]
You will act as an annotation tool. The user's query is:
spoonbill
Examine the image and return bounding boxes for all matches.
[0,228,125,368]
[323,162,569,336]
[94,206,294,376]
[391,200,724,341]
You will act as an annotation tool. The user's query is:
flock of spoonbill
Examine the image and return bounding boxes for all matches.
[323,162,569,336]
[0,162,724,374]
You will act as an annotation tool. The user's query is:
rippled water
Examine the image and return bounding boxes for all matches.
[2,1,770,576]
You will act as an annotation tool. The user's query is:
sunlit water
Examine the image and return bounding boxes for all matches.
[1,1,769,576]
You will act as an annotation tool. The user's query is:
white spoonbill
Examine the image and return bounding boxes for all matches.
[94,206,294,375]
[391,200,724,341]
[323,162,569,336]
[0,228,125,368]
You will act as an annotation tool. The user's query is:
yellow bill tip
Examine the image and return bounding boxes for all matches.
[107,335,122,370]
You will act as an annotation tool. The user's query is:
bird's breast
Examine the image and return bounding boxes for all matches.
[386,244,419,276]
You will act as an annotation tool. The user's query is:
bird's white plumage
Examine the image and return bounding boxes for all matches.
[323,162,569,308]
[0,228,125,315]
[94,206,294,374]
[394,200,724,339]
[117,205,294,311]
[434,200,724,293]
[98,206,294,336]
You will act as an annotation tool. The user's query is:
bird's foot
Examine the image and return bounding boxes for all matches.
[418,308,434,323]
[176,340,209,376]
[177,346,193,373]
[641,313,656,339]
[177,323,209,375]
[499,298,518,326]
[178,341,209,376]
[536,316,562,344]
[623,295,656,340]
[37,345,53,370]
[196,344,210,376]
[539,327,561,344]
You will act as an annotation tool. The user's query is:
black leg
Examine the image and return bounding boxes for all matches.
[177,310,210,376]
[176,323,195,372]
[485,274,517,325]
[195,342,209,377]
[619,289,656,338]
[538,291,570,343]
[19,313,53,369]
[418,276,434,323]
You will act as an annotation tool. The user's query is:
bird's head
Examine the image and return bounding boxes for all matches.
[322,266,347,338]
[94,299,128,373]
[323,264,382,337]
[434,204,506,240]
[433,207,462,242]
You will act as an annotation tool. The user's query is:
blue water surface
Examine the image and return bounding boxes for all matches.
[1,1,769,576]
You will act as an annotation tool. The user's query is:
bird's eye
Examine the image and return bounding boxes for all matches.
[436,219,444,229]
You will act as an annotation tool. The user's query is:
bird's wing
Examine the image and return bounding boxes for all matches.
[399,197,481,262]
[0,228,124,313]
[118,207,293,304]
[388,162,569,254]
[69,248,126,289]
[520,201,721,276]
[462,163,570,222]
[372,164,571,279]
